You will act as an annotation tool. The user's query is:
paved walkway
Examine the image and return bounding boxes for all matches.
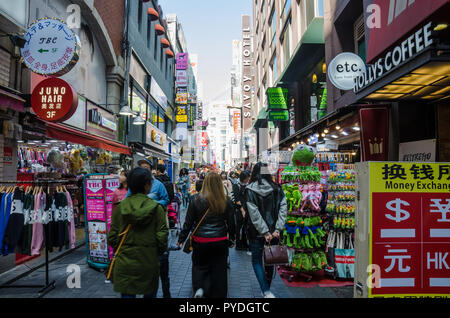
[0,207,353,298]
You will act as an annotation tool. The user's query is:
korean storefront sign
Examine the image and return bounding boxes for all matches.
[21,18,80,76]
[176,70,188,87]
[267,87,288,109]
[233,111,241,135]
[31,77,78,122]
[87,102,117,140]
[267,87,289,122]
[145,122,167,152]
[176,53,188,70]
[368,162,450,298]
[176,87,188,104]
[399,139,436,163]
[176,105,188,123]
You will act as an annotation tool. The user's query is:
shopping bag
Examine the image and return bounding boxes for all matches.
[263,244,289,265]
[168,229,181,251]
[334,248,355,279]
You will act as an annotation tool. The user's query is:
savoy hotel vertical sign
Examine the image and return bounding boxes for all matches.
[242,15,254,132]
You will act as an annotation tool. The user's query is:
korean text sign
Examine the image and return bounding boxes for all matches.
[369,162,450,298]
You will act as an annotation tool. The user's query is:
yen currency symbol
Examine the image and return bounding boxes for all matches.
[385,199,410,223]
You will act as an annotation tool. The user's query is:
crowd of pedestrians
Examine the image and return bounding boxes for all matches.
[107,161,286,299]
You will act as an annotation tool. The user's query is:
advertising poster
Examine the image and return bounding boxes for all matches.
[105,178,119,259]
[88,222,108,263]
[85,179,105,221]
[176,105,188,123]
[368,162,450,298]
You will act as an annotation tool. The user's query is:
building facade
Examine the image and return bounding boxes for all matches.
[252,0,325,155]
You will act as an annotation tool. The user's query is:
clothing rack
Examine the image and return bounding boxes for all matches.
[0,179,68,297]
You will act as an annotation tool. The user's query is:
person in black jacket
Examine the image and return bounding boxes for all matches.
[232,171,250,251]
[178,172,236,298]
[245,162,287,298]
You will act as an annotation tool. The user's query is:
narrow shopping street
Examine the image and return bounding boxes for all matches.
[0,207,352,299]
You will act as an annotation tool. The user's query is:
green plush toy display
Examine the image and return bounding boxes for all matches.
[291,144,316,167]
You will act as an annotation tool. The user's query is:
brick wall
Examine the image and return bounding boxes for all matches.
[94,0,125,58]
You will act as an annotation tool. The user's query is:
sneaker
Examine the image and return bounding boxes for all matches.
[194,288,204,298]
[263,291,276,298]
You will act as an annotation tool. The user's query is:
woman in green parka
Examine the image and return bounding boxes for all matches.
[108,167,168,298]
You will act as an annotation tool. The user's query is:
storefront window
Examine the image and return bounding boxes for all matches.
[131,88,147,120]
[148,101,158,126]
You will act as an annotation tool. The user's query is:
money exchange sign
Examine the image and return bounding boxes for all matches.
[369,162,450,298]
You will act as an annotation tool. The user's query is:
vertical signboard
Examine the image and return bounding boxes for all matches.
[360,107,389,161]
[176,53,188,70]
[85,175,119,266]
[233,111,241,135]
[105,178,119,259]
[241,15,253,132]
[367,162,450,298]
[85,178,108,264]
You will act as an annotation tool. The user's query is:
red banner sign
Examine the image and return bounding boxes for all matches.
[201,132,208,147]
[364,0,449,63]
[233,111,241,135]
[359,106,389,161]
[31,77,78,123]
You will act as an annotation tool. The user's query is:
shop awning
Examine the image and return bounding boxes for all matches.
[147,7,159,21]
[161,38,170,48]
[0,88,25,112]
[46,122,131,155]
[155,24,165,36]
[354,47,450,102]
[165,48,174,58]
[275,17,324,86]
[252,107,269,130]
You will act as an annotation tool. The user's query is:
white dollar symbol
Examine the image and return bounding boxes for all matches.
[385,198,410,222]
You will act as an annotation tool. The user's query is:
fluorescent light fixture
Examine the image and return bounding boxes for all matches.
[133,114,145,125]
[119,105,133,116]
[341,130,349,136]
[49,140,59,143]
[18,140,23,143]
[352,126,360,131]
[331,134,338,139]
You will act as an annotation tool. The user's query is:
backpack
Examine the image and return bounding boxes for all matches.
[157,175,175,203]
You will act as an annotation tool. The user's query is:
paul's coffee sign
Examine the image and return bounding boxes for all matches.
[31,77,78,122]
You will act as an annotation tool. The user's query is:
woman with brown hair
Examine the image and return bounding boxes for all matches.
[178,172,236,298]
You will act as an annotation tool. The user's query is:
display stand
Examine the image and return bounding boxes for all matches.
[0,179,68,297]
[83,173,119,271]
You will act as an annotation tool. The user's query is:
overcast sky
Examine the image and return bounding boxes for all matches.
[159,0,253,104]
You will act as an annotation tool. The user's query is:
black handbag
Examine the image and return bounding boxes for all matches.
[183,208,210,254]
